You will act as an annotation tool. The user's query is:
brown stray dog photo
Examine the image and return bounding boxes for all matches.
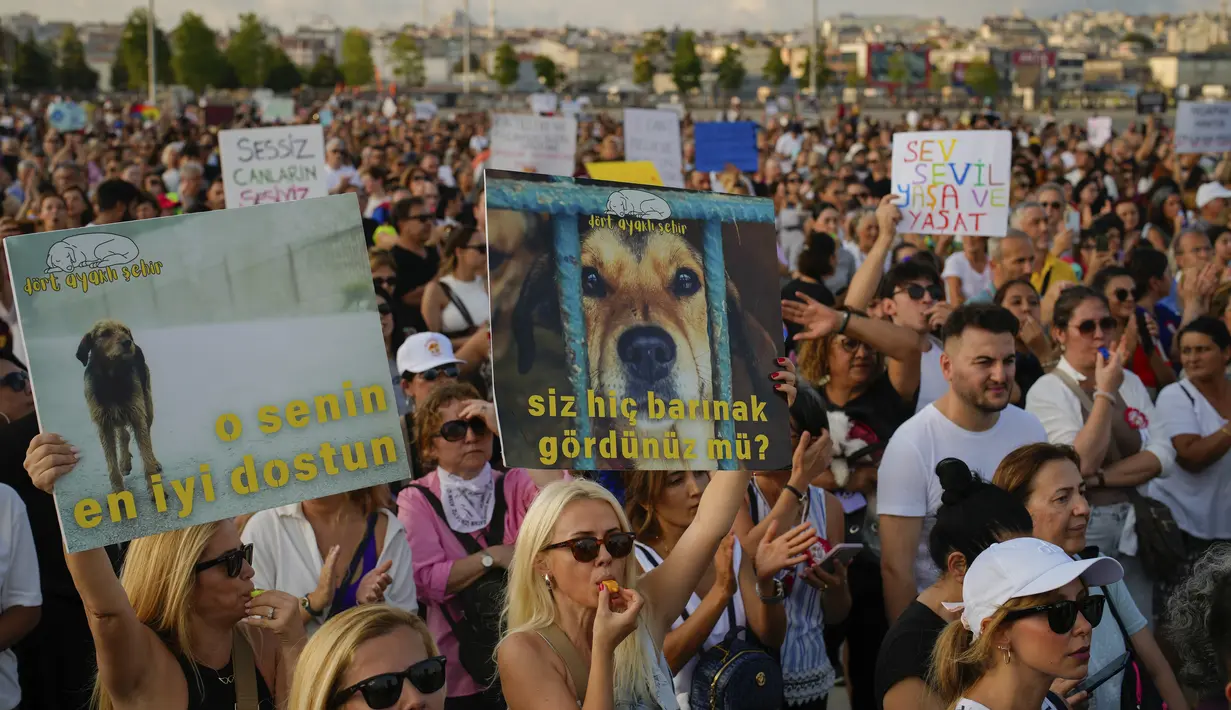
[77,319,161,493]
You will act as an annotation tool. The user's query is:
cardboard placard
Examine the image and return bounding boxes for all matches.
[489,114,578,177]
[624,108,684,188]
[693,122,759,173]
[584,161,664,186]
[218,125,328,208]
[891,130,1013,237]
[6,196,407,551]
[1175,101,1231,154]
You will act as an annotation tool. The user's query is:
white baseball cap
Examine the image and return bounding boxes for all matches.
[1196,182,1231,209]
[944,538,1123,639]
[396,332,465,376]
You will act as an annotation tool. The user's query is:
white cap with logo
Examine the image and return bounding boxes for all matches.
[944,537,1124,639]
[396,332,465,376]
[1196,182,1231,209]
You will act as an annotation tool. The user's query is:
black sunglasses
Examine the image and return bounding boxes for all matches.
[835,336,871,354]
[377,303,392,316]
[408,214,434,222]
[1,371,29,392]
[373,276,397,289]
[1112,288,1132,303]
[437,417,487,442]
[542,531,636,563]
[1004,595,1106,634]
[462,244,488,254]
[418,364,459,382]
[896,283,945,302]
[1043,201,1065,210]
[194,543,253,578]
[1075,316,1118,336]
[329,656,447,709]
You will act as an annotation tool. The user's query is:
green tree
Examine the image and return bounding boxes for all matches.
[452,52,483,76]
[886,50,910,95]
[14,31,53,90]
[715,46,746,94]
[670,31,702,94]
[388,32,425,86]
[339,29,374,86]
[118,9,172,89]
[1122,32,1155,51]
[928,67,949,92]
[845,71,864,89]
[225,13,272,88]
[799,47,833,91]
[492,42,519,89]
[762,46,789,87]
[264,47,301,92]
[963,59,1000,97]
[306,53,343,87]
[632,52,654,88]
[56,25,98,91]
[642,28,667,58]
[171,12,228,93]
[533,55,561,90]
[109,52,129,90]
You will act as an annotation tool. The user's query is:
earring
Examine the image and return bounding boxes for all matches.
[544,574,553,590]
[1000,646,1012,665]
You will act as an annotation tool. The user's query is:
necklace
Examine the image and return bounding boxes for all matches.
[213,669,234,685]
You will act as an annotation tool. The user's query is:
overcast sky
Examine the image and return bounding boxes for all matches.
[6,0,1219,33]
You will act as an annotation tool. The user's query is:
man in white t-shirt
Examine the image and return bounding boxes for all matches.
[878,303,1047,621]
[324,138,362,192]
[0,483,41,710]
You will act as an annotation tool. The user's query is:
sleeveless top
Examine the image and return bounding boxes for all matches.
[174,651,276,710]
[330,525,380,616]
[615,626,680,710]
[632,540,747,709]
[438,274,490,336]
[749,482,836,706]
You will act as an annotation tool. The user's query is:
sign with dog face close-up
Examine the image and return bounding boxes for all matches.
[6,195,409,552]
[485,170,791,471]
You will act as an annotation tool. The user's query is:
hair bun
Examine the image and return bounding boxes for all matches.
[937,458,977,506]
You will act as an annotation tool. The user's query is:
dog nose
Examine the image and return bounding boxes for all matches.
[617,326,676,382]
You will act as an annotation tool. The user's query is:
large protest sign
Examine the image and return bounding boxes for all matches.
[218,125,328,208]
[6,196,407,551]
[484,170,790,471]
[490,114,578,177]
[1175,101,1231,154]
[624,108,684,188]
[694,122,759,173]
[47,101,87,132]
[891,130,1012,237]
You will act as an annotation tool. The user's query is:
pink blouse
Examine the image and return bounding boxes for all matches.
[396,468,554,698]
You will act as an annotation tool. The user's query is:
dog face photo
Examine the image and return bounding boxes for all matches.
[488,172,789,471]
[77,319,161,494]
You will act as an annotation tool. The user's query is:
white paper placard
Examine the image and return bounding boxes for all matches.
[1087,116,1113,149]
[490,114,578,177]
[218,124,328,208]
[413,101,438,121]
[891,130,1012,237]
[258,97,296,124]
[623,108,684,188]
[1175,101,1231,154]
[529,93,559,115]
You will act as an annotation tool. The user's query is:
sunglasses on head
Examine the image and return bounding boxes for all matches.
[1,371,28,392]
[897,283,945,302]
[542,531,636,563]
[329,656,447,709]
[437,417,487,442]
[193,543,253,578]
[1075,316,1118,336]
[1003,595,1106,634]
[417,364,459,382]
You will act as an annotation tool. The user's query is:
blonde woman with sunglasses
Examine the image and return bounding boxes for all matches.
[289,605,445,710]
[24,432,306,710]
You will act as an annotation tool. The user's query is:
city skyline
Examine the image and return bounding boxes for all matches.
[4,0,1224,34]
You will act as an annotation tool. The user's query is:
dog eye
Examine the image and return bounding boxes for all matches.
[582,266,607,297]
[672,268,701,297]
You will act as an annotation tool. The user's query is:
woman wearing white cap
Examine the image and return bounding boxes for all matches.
[930,537,1124,710]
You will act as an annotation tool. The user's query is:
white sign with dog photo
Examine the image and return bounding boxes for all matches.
[6,195,409,552]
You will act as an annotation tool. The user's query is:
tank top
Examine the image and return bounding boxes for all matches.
[331,515,380,617]
[174,651,276,710]
[749,481,836,706]
[438,274,490,336]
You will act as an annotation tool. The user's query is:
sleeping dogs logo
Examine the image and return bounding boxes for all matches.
[23,232,164,295]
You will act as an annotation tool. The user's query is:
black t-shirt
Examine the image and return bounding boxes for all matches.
[865,175,893,199]
[821,370,914,446]
[1015,350,1045,404]
[390,244,440,333]
[874,600,947,708]
[782,278,835,350]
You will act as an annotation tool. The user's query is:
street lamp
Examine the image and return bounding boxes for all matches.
[147,0,156,106]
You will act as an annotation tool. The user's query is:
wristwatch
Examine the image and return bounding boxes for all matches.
[758,578,786,604]
[481,553,494,569]
[301,595,324,617]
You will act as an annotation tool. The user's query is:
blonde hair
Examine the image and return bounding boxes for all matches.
[928,590,1065,705]
[288,605,439,710]
[93,522,245,710]
[499,479,657,704]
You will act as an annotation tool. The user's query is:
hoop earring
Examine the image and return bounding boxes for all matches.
[1000,646,1012,665]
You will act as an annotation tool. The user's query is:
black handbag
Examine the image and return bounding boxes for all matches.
[412,477,508,688]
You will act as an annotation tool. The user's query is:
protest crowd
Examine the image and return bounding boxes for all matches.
[1,87,1231,710]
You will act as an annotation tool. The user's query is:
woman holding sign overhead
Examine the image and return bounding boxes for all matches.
[23,432,305,710]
